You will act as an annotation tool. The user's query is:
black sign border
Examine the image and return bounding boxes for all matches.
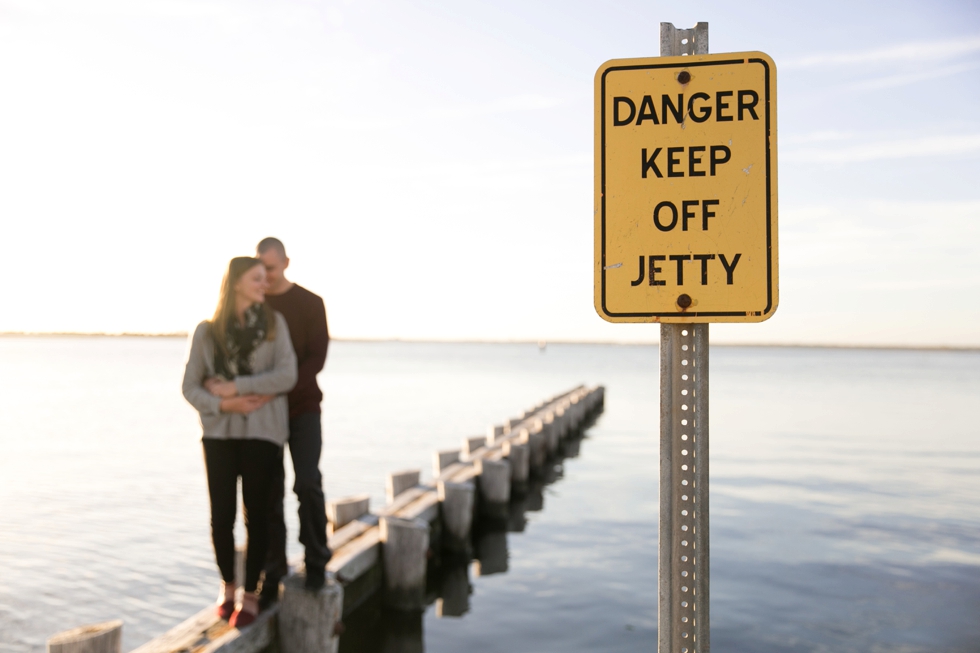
[599,57,774,319]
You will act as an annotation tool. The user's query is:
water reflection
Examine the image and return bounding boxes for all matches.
[380,610,424,653]
[473,531,507,577]
[435,565,470,618]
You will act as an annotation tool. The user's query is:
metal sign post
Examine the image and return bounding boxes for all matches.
[660,26,710,653]
[594,20,777,653]
[660,323,709,653]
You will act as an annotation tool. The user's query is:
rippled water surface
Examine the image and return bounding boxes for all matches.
[1,338,978,652]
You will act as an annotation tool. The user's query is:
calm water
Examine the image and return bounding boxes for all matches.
[0,338,978,652]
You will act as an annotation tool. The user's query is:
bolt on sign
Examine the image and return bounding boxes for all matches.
[594,52,778,322]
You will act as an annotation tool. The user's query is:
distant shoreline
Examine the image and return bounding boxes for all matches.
[1,332,977,352]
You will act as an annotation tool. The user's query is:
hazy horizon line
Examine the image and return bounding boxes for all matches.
[1,331,977,352]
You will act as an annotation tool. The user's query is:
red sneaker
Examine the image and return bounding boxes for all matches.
[229,608,256,629]
[216,599,235,621]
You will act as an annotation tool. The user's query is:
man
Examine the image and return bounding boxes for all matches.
[256,237,332,605]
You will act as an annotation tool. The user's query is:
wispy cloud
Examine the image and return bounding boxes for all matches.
[783,133,980,163]
[0,0,231,19]
[781,131,854,146]
[844,60,980,92]
[781,200,980,296]
[332,94,566,133]
[484,94,564,113]
[783,34,980,69]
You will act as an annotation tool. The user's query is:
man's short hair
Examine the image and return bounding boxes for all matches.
[257,237,287,259]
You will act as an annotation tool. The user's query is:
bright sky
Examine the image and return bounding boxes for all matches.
[1,0,978,346]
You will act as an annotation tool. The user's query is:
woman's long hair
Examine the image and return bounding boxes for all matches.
[210,257,277,355]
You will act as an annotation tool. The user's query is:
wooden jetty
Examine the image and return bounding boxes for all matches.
[50,385,604,653]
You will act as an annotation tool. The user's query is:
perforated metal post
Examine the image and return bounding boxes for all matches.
[658,24,710,653]
[660,22,708,58]
[659,323,709,652]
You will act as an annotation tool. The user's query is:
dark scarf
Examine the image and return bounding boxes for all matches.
[213,304,267,380]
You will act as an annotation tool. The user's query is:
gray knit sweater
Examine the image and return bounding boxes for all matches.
[181,312,298,446]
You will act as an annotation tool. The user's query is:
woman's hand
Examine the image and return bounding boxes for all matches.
[205,378,238,398]
[219,394,274,414]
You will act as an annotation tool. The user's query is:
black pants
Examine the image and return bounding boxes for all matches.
[264,412,332,592]
[202,438,280,593]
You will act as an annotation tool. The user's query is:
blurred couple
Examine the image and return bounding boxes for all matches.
[181,238,332,628]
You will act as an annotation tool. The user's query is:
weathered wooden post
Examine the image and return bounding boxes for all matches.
[279,575,344,653]
[387,469,420,504]
[327,495,370,533]
[48,621,122,653]
[438,480,475,552]
[433,449,460,476]
[486,424,505,443]
[380,516,430,610]
[461,436,486,459]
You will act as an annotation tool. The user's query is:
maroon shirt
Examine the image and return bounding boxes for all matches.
[264,283,328,418]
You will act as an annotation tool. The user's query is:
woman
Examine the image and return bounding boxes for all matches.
[182,257,297,627]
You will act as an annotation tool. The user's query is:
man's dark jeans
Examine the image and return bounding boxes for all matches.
[262,412,332,595]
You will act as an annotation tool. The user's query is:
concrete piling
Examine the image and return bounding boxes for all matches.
[48,621,122,653]
[564,437,581,458]
[437,480,475,553]
[553,405,568,439]
[502,440,529,492]
[542,414,559,454]
[380,516,430,611]
[475,458,510,518]
[525,428,547,472]
[279,575,344,653]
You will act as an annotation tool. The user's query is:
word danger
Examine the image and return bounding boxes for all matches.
[631,253,742,287]
[611,90,760,126]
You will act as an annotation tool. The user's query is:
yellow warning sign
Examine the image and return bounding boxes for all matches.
[594,52,778,323]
